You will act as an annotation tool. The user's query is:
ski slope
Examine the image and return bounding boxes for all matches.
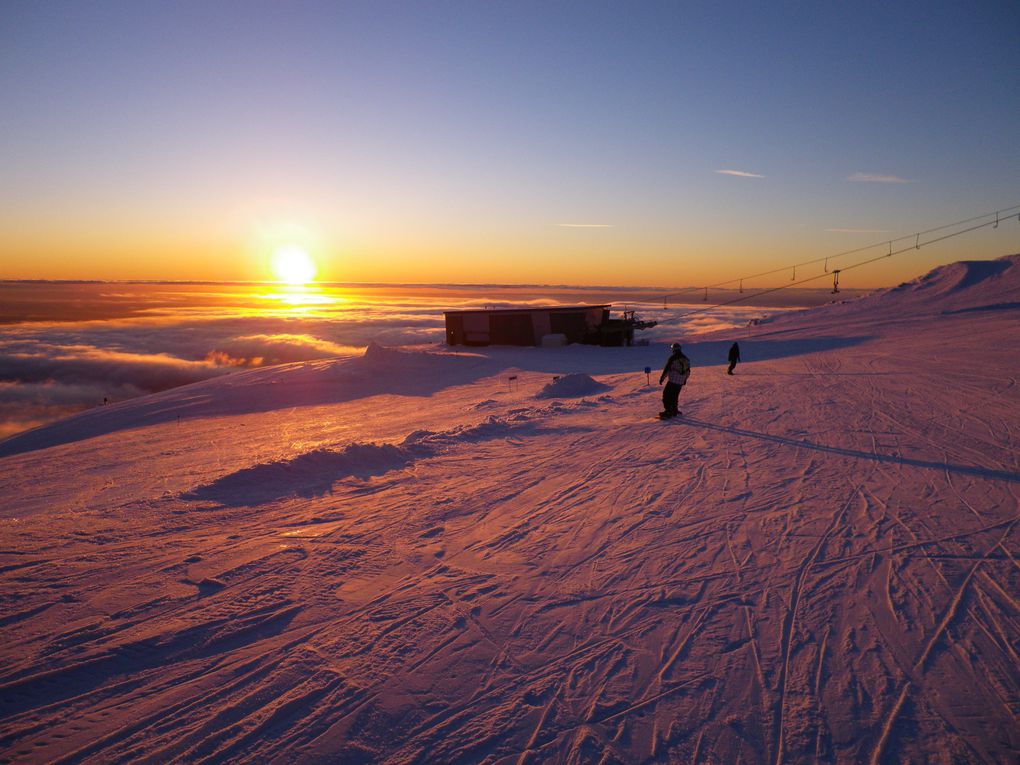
[1,255,1018,763]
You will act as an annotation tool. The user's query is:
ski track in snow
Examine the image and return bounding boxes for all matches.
[1,255,1019,763]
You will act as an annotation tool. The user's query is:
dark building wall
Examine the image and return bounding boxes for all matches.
[445,314,464,345]
[444,305,610,347]
[549,311,588,340]
[490,313,535,345]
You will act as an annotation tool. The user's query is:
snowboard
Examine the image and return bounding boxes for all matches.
[657,411,682,420]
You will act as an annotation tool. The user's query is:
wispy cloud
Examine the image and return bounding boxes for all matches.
[825,227,890,234]
[715,169,765,178]
[847,172,912,184]
[556,223,614,228]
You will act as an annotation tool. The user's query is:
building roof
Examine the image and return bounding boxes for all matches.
[443,304,609,317]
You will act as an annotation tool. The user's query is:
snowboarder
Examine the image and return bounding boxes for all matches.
[658,343,690,418]
[727,342,740,375]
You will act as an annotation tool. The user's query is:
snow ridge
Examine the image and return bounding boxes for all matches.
[185,401,605,506]
[183,443,419,505]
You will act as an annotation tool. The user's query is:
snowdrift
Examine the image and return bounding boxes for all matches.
[183,411,589,507]
[184,443,420,505]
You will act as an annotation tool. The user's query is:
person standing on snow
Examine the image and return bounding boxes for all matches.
[727,342,740,375]
[658,343,691,419]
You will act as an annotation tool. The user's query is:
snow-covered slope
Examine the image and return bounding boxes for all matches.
[1,256,1018,763]
[765,252,1020,328]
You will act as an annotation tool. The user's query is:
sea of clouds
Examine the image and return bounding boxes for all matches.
[0,282,781,438]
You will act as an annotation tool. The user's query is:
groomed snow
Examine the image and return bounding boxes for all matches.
[1,255,1018,763]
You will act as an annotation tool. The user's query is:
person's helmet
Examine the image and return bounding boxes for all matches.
[670,343,681,353]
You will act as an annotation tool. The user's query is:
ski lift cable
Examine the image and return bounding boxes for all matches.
[666,213,1017,320]
[663,204,1019,300]
[659,203,1020,303]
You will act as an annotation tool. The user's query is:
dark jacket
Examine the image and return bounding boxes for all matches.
[660,352,691,385]
[728,343,740,362]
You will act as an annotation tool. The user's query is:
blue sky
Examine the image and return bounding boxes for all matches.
[1,1,1018,285]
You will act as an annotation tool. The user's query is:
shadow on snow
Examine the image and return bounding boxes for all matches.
[683,417,1020,484]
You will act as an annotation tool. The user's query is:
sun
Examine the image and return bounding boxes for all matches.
[272,245,317,284]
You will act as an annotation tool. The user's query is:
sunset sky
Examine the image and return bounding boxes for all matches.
[1,1,1017,287]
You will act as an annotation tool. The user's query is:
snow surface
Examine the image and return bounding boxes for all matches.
[1,255,1018,763]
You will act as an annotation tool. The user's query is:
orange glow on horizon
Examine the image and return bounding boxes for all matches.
[0,219,1010,290]
[254,285,344,317]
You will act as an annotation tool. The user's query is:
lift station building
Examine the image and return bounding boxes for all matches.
[443,305,655,347]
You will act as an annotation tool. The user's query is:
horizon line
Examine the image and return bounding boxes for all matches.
[0,277,879,293]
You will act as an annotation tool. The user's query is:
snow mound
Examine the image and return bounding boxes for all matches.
[183,443,417,505]
[535,373,610,398]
